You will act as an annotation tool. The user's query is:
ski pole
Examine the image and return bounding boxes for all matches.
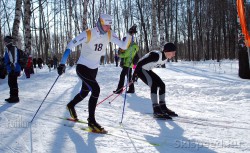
[108,88,126,104]
[120,42,135,123]
[96,81,132,106]
[96,92,116,106]
[30,75,60,123]
[120,80,130,123]
[108,82,133,105]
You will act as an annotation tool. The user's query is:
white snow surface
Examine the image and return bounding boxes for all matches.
[0,60,250,153]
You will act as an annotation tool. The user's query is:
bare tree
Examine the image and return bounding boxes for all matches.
[151,0,158,50]
[159,0,165,48]
[82,0,89,31]
[0,16,3,57]
[136,0,149,53]
[12,0,22,45]
[2,0,11,35]
[23,0,32,54]
[38,0,43,57]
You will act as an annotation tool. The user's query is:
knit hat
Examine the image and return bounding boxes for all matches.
[163,42,176,52]
[4,36,13,44]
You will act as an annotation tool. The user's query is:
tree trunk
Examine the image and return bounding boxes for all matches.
[31,1,39,57]
[174,0,178,62]
[12,0,22,45]
[108,0,113,64]
[82,0,89,31]
[151,0,158,50]
[23,0,32,54]
[0,18,3,57]
[136,0,149,52]
[187,0,191,61]
[39,0,43,58]
[159,0,165,47]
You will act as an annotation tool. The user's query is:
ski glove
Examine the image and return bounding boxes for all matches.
[132,73,138,82]
[57,64,66,75]
[128,24,137,35]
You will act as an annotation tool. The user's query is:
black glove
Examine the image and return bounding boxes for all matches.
[57,64,66,75]
[132,73,138,82]
[128,24,137,35]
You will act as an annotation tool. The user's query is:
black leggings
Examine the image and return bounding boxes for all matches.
[8,72,19,97]
[137,69,165,95]
[69,64,100,121]
[116,66,134,91]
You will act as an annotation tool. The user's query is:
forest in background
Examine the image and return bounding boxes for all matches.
[0,0,250,64]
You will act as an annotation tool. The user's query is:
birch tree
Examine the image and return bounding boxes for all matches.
[12,0,22,45]
[159,0,165,48]
[82,0,89,31]
[151,0,158,50]
[23,0,32,54]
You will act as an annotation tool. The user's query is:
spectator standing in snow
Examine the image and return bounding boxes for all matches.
[33,57,37,68]
[53,56,58,69]
[114,53,119,67]
[37,57,43,69]
[132,42,178,120]
[3,36,21,103]
[24,55,33,78]
[57,13,137,133]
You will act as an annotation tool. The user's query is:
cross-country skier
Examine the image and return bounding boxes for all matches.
[57,13,137,133]
[132,42,178,120]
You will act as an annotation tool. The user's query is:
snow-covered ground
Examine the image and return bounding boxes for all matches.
[0,60,249,153]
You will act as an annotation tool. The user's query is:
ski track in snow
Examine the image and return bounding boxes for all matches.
[0,60,250,153]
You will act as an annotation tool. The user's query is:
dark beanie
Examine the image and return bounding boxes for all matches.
[163,42,176,52]
[4,36,13,44]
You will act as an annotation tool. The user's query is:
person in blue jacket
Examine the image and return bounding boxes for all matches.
[4,36,21,103]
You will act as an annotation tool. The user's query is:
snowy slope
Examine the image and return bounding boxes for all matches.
[0,60,250,153]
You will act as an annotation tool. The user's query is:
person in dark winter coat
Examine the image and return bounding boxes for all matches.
[53,56,58,69]
[3,36,21,103]
[33,58,37,68]
[132,42,178,119]
[37,58,43,69]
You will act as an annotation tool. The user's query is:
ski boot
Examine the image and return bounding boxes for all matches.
[153,104,172,120]
[5,97,19,103]
[113,89,123,94]
[88,118,107,134]
[159,102,178,117]
[67,103,78,121]
[126,89,135,93]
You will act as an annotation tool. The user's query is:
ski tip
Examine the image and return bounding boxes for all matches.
[149,142,160,146]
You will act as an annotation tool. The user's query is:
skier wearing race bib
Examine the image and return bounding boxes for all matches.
[132,42,178,120]
[57,13,137,133]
